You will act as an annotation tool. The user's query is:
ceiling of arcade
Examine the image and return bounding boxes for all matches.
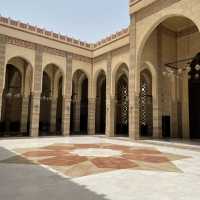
[162,17,196,32]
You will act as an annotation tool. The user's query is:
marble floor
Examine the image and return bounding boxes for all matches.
[0,136,200,200]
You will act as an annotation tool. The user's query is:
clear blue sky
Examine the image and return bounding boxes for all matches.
[0,0,130,43]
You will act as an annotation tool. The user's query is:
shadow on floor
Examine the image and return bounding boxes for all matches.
[0,147,109,200]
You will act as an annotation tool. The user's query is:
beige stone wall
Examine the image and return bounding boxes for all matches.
[0,0,200,139]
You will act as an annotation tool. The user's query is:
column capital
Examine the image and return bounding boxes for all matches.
[65,52,73,61]
[88,97,96,103]
[22,95,30,101]
[31,91,41,97]
[0,34,7,44]
[35,44,44,53]
[62,95,71,102]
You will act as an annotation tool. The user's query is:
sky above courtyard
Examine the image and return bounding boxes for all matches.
[0,0,130,43]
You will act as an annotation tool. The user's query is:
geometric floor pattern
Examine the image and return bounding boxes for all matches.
[14,143,188,177]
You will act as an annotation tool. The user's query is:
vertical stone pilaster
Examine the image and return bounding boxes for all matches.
[62,53,72,136]
[129,15,140,140]
[20,96,29,133]
[129,95,140,140]
[182,72,190,139]
[30,45,43,137]
[152,70,163,139]
[73,100,80,132]
[0,34,7,120]
[95,98,101,132]
[105,53,115,137]
[50,97,57,133]
[170,75,179,138]
[88,98,96,135]
[0,93,3,121]
[62,97,71,136]
[152,27,164,139]
[30,92,41,137]
[153,103,162,139]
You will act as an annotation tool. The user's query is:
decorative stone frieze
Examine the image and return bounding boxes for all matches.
[6,36,92,64]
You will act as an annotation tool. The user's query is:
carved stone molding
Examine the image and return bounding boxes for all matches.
[6,35,92,64]
[0,35,6,92]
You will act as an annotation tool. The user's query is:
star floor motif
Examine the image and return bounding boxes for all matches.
[12,143,189,177]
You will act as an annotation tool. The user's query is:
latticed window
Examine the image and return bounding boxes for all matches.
[140,78,153,136]
[140,82,148,126]
[117,77,128,126]
[120,83,129,124]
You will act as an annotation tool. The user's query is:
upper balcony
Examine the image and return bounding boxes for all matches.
[129,0,158,14]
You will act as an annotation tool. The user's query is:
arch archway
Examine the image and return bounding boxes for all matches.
[70,70,88,134]
[114,64,129,136]
[137,15,200,139]
[39,64,63,136]
[137,14,200,66]
[1,57,33,137]
[95,70,106,134]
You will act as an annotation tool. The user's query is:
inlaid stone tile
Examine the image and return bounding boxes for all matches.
[15,143,189,177]
[91,157,138,169]
[40,155,88,166]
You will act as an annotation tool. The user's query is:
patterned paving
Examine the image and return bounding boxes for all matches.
[14,143,188,177]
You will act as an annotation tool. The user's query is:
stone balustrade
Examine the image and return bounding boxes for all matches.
[93,27,129,49]
[0,15,130,51]
[0,15,92,49]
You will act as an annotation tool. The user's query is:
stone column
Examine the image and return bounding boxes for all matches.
[88,98,96,135]
[129,15,140,140]
[181,72,190,139]
[20,96,29,133]
[95,98,101,132]
[153,100,162,139]
[0,34,6,120]
[30,45,43,137]
[30,92,41,137]
[0,93,2,121]
[73,100,80,132]
[170,75,179,138]
[153,69,163,139]
[62,53,72,136]
[62,97,71,136]
[105,53,115,137]
[152,27,164,139]
[107,96,115,137]
[50,97,57,133]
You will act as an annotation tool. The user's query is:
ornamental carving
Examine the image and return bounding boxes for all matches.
[6,36,92,64]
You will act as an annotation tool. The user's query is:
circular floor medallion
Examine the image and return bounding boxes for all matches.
[70,148,122,157]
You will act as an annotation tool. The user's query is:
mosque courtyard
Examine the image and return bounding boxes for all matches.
[0,136,199,200]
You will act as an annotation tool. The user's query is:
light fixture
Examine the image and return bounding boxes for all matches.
[163,54,200,78]
[195,64,200,71]
[195,73,199,79]
[6,92,12,98]
[14,93,21,98]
